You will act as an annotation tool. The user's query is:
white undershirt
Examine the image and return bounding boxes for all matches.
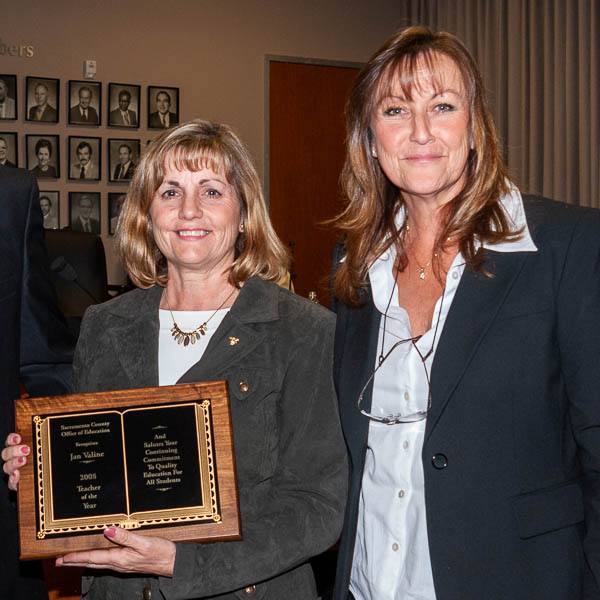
[158,308,229,386]
[349,186,537,600]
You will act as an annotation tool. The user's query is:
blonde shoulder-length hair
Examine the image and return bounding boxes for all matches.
[333,26,516,306]
[117,120,289,288]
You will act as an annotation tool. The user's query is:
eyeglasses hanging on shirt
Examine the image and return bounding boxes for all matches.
[357,261,446,425]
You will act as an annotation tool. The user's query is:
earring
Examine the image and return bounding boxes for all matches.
[370,146,378,158]
[239,222,245,233]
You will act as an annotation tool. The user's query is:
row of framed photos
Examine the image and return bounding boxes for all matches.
[0,75,179,129]
[1,133,140,182]
[40,191,124,236]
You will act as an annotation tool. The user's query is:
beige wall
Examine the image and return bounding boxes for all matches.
[3,0,405,282]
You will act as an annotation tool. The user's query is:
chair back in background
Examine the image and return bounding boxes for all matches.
[43,229,110,338]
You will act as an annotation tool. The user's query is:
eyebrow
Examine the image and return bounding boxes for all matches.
[198,178,226,186]
[381,87,463,102]
[433,88,462,97]
[161,177,226,187]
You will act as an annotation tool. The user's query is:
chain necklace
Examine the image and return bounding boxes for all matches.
[405,222,439,280]
[164,287,236,347]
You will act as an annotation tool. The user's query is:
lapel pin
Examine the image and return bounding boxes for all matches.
[229,336,239,346]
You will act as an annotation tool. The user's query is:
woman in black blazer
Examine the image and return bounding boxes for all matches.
[330,26,600,600]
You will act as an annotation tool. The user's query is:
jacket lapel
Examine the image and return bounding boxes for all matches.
[107,286,161,388]
[177,277,274,384]
[336,285,381,462]
[177,315,267,384]
[426,250,528,441]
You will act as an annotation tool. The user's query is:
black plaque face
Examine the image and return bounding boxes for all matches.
[47,412,126,521]
[33,401,219,539]
[124,405,203,513]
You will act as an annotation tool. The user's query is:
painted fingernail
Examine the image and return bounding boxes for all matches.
[12,435,19,444]
[19,456,25,464]
[21,446,29,455]
[105,527,116,538]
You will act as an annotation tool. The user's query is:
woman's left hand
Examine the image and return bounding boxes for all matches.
[56,527,176,577]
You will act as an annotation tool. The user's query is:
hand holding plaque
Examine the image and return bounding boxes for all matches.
[56,525,177,576]
[2,432,29,491]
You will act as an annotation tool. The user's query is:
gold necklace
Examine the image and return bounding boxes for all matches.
[165,287,236,347]
[405,222,439,280]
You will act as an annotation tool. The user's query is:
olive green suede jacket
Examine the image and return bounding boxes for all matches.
[73,276,347,600]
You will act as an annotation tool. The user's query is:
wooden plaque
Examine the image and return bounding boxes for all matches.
[15,381,240,560]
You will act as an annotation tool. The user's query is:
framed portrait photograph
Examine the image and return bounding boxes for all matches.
[108,138,140,182]
[108,83,140,128]
[0,132,18,168]
[69,191,101,234]
[108,192,126,235]
[147,86,179,129]
[39,191,60,229]
[0,75,17,120]
[26,134,60,179]
[68,136,101,181]
[25,76,59,123]
[68,80,101,126]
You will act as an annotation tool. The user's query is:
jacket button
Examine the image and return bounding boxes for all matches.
[245,585,256,594]
[239,381,249,392]
[431,453,448,469]
[142,585,151,600]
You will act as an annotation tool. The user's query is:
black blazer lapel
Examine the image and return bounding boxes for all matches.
[335,285,381,464]
[426,250,529,441]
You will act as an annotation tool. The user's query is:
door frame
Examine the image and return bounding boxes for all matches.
[264,54,363,206]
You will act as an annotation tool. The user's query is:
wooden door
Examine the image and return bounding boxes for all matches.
[268,60,360,305]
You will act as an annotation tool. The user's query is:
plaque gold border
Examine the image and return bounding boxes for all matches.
[15,381,241,559]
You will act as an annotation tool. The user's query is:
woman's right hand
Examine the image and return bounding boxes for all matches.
[2,434,30,491]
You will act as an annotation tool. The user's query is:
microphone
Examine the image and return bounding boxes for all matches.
[50,256,101,305]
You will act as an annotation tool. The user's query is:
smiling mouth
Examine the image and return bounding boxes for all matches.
[178,230,210,238]
[404,154,444,161]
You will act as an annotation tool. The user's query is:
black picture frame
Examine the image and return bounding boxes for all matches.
[107,83,140,128]
[25,76,59,123]
[147,86,179,129]
[108,192,126,235]
[39,191,60,230]
[108,138,140,183]
[0,75,17,120]
[68,136,101,181]
[0,131,18,168]
[69,191,101,234]
[26,134,60,179]
[68,80,101,126]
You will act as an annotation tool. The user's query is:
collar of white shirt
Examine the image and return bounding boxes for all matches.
[371,184,537,263]
[482,185,537,253]
[368,185,537,314]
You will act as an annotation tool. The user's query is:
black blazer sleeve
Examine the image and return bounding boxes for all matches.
[555,207,600,594]
[0,166,74,600]
[14,169,74,396]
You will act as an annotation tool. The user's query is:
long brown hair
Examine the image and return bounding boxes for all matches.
[117,120,289,288]
[333,26,516,305]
